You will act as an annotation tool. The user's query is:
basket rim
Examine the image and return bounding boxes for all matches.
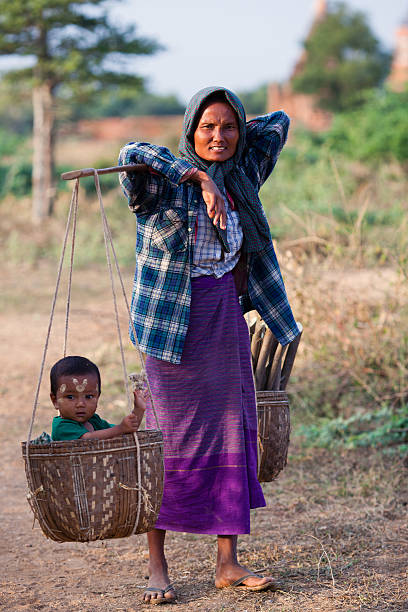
[21,429,163,454]
[256,390,288,396]
[22,439,163,458]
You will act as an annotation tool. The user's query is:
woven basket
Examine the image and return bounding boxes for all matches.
[21,430,163,543]
[256,390,290,482]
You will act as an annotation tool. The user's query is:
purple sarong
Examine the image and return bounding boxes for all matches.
[145,272,265,534]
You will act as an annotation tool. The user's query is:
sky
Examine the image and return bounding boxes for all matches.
[108,0,406,102]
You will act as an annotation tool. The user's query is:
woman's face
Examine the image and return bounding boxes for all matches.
[193,102,239,162]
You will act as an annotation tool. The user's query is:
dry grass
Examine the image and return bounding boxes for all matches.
[0,135,407,610]
[0,262,407,611]
[1,438,407,611]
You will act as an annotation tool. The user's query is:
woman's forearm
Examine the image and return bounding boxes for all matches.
[189,170,227,230]
[188,169,210,186]
[119,142,194,187]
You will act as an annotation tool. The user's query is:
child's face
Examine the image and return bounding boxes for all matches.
[51,373,100,423]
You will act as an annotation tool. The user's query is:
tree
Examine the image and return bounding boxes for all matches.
[325,89,408,162]
[237,84,267,115]
[68,87,185,120]
[0,1,159,223]
[292,2,390,112]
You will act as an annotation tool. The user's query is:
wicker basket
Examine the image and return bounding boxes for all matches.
[21,430,163,543]
[256,390,290,482]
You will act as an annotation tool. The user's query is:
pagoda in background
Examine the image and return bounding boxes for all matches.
[267,0,332,131]
[267,2,408,131]
[387,12,408,92]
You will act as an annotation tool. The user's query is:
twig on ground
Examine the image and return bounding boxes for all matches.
[307,534,335,590]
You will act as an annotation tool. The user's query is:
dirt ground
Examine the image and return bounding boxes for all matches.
[0,262,407,611]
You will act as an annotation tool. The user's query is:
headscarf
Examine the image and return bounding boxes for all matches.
[178,86,271,253]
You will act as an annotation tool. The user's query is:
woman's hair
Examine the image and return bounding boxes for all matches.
[50,356,101,395]
[191,90,239,137]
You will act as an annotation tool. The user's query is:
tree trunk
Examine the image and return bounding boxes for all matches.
[32,82,56,224]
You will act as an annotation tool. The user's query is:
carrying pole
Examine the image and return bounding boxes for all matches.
[61,163,147,181]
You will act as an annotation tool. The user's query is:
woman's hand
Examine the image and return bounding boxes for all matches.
[191,170,226,230]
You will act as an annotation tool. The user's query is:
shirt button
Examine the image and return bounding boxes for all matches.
[188,228,192,232]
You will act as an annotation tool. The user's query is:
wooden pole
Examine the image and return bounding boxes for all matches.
[266,343,287,390]
[255,329,278,391]
[251,317,266,372]
[280,323,303,390]
[61,163,148,181]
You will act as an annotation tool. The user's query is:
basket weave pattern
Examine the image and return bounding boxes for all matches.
[22,431,163,542]
[256,390,290,482]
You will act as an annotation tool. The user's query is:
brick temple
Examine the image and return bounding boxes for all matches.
[267,1,408,131]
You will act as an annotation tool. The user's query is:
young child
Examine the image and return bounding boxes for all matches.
[50,355,146,441]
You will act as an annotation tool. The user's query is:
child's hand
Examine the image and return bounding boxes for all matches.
[133,389,147,422]
[119,412,143,433]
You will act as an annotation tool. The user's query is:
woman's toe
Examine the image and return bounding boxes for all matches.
[143,588,161,603]
[164,586,176,601]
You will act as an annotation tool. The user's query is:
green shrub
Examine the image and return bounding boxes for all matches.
[296,404,408,453]
[2,160,32,197]
[325,89,408,162]
[0,128,24,158]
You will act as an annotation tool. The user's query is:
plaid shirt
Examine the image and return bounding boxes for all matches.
[119,111,300,364]
[192,190,243,277]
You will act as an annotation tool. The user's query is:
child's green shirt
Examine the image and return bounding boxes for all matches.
[52,414,114,441]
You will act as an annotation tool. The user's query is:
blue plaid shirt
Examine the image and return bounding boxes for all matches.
[192,190,243,277]
[119,111,300,364]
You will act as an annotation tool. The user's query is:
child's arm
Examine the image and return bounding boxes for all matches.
[81,412,142,440]
[81,389,147,440]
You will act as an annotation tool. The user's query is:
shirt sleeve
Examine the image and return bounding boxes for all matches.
[118,142,195,213]
[51,417,88,441]
[242,111,290,189]
[90,414,115,430]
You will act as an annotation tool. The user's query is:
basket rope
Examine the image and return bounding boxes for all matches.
[63,178,79,357]
[25,179,80,539]
[92,170,160,430]
[25,170,162,538]
[93,170,142,531]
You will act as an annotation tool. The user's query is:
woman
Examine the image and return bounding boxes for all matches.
[118,86,300,604]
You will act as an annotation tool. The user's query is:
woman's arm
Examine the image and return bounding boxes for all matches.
[242,111,290,188]
[189,169,227,230]
[118,142,195,214]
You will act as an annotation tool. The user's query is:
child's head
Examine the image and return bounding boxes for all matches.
[50,356,101,423]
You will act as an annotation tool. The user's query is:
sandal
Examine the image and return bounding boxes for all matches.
[219,573,279,592]
[143,584,177,605]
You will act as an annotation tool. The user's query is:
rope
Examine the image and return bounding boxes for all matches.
[92,170,148,534]
[25,178,80,540]
[63,179,79,356]
[92,171,161,431]
[25,170,162,540]
[93,170,132,414]
[26,178,80,446]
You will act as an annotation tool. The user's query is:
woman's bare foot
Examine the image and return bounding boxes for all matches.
[215,561,277,590]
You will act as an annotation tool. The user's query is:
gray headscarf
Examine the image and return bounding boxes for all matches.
[178,86,271,253]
